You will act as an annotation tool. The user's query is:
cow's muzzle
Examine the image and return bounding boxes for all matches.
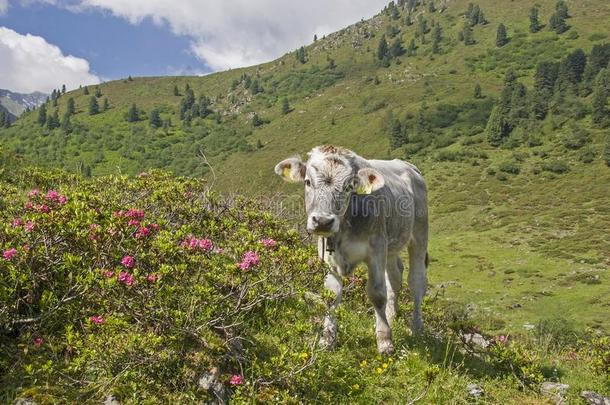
[308,215,337,235]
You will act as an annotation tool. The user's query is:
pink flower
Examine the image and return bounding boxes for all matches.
[214,247,225,254]
[3,248,17,261]
[121,255,135,268]
[25,221,35,232]
[146,274,159,283]
[25,201,33,210]
[261,238,277,248]
[238,251,260,271]
[126,209,145,220]
[45,190,59,200]
[36,204,50,213]
[496,335,509,346]
[102,270,115,278]
[11,218,23,228]
[128,219,140,227]
[198,239,213,251]
[229,374,244,386]
[118,271,135,286]
[27,189,40,198]
[33,337,44,347]
[90,315,105,325]
[58,196,67,205]
[135,227,150,239]
[149,223,159,230]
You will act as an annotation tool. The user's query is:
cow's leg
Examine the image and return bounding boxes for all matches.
[384,255,404,326]
[319,269,343,349]
[366,244,393,354]
[408,241,428,334]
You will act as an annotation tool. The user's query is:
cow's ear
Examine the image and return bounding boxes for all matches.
[274,157,306,183]
[356,168,385,194]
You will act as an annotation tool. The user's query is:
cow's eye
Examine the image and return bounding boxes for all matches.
[304,179,311,187]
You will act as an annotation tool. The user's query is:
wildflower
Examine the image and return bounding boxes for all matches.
[213,247,225,254]
[229,374,244,386]
[261,238,277,248]
[3,248,17,261]
[359,360,367,368]
[135,227,150,239]
[118,271,135,286]
[238,251,260,270]
[125,209,145,220]
[11,218,23,228]
[352,384,360,390]
[27,189,40,198]
[102,270,114,278]
[198,239,213,251]
[24,221,34,232]
[300,352,309,360]
[121,255,135,268]
[376,367,383,374]
[33,337,44,347]
[24,201,33,210]
[45,190,59,200]
[90,315,105,325]
[36,204,50,213]
[496,335,509,346]
[128,219,140,227]
[58,195,67,205]
[146,274,159,283]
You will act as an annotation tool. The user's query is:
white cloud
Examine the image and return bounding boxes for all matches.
[0,0,8,14]
[0,26,100,93]
[72,0,389,71]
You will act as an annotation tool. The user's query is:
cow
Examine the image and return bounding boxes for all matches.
[274,145,429,354]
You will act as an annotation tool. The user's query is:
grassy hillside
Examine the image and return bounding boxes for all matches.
[1,0,610,401]
[1,151,609,403]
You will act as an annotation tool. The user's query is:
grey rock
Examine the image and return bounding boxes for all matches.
[14,399,36,405]
[461,332,491,349]
[541,382,569,404]
[103,395,120,405]
[467,383,484,397]
[581,391,610,405]
[198,367,228,405]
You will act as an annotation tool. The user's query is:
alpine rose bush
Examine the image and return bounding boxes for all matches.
[0,168,324,403]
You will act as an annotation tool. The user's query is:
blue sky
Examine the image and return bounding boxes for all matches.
[1,1,208,79]
[0,0,388,93]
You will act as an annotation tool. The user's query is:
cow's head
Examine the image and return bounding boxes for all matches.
[275,146,384,235]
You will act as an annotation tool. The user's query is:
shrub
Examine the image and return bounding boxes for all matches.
[542,160,570,174]
[579,146,596,163]
[498,161,521,174]
[561,126,590,150]
[0,169,325,402]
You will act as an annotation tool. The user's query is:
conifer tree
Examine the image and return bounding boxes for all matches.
[549,12,568,34]
[555,0,569,19]
[428,0,435,13]
[3,111,10,128]
[462,25,475,45]
[0,110,6,129]
[126,103,139,122]
[377,35,389,60]
[431,25,442,53]
[95,87,102,97]
[61,84,66,94]
[496,24,508,47]
[529,6,541,33]
[281,97,291,114]
[61,112,72,134]
[592,68,609,127]
[47,109,60,130]
[173,85,180,96]
[149,108,162,128]
[37,103,47,126]
[103,98,110,111]
[474,83,482,99]
[88,96,99,115]
[83,86,89,95]
[67,97,76,115]
[390,38,405,57]
[407,38,417,56]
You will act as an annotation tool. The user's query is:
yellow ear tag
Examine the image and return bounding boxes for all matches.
[282,167,292,180]
[356,183,373,195]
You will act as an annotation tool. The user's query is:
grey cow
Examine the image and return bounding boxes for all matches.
[275,145,429,354]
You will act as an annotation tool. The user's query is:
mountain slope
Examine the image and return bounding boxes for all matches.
[1,0,610,335]
[0,89,47,118]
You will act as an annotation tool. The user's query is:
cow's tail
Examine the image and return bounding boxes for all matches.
[425,252,430,268]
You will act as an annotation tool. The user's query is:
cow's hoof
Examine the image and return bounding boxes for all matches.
[377,339,394,355]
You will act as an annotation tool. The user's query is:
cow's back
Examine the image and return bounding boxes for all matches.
[367,159,427,252]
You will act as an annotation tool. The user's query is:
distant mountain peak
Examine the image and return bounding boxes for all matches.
[0,89,48,118]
